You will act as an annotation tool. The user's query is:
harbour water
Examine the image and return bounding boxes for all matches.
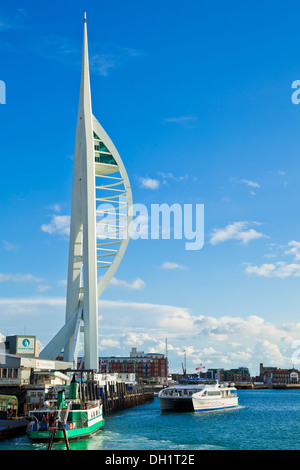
[1,390,299,450]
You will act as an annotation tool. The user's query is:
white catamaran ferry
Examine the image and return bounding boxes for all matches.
[158,378,238,412]
[158,378,218,412]
[192,382,238,412]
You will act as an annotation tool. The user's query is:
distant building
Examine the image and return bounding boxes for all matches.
[259,363,277,384]
[98,348,168,384]
[223,367,252,384]
[206,369,225,382]
[259,363,300,385]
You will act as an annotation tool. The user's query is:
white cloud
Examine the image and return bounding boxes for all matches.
[138,176,160,190]
[36,285,51,293]
[110,277,146,290]
[285,241,300,261]
[122,332,155,346]
[244,262,300,278]
[201,347,218,355]
[41,215,70,237]
[0,273,43,283]
[1,296,298,374]
[0,10,28,31]
[253,340,285,365]
[157,172,189,183]
[160,262,187,270]
[31,34,80,63]
[164,115,198,128]
[90,45,143,76]
[241,179,260,188]
[16,8,28,19]
[99,338,121,350]
[47,203,62,213]
[210,221,267,245]
[246,240,300,278]
[2,240,19,251]
[229,177,261,191]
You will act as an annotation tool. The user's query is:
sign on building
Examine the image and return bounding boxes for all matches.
[16,336,36,356]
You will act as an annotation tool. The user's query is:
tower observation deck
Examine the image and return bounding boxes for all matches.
[40,13,132,370]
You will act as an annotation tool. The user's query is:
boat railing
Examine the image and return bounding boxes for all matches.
[28,418,89,432]
[161,389,195,397]
[65,419,88,430]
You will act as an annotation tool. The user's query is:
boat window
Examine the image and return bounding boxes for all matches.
[207,391,221,396]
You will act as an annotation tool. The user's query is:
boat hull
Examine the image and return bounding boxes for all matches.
[0,418,27,440]
[192,397,238,412]
[158,396,194,412]
[27,418,105,441]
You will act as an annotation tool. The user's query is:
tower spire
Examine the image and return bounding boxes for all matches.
[64,12,98,370]
[40,16,132,371]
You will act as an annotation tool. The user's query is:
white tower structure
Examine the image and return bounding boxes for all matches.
[40,14,132,370]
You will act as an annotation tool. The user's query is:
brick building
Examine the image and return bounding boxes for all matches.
[99,348,168,384]
[223,367,251,383]
[259,363,300,384]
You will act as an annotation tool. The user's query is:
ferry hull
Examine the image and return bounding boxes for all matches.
[158,396,194,412]
[192,397,238,413]
[0,418,27,440]
[27,418,105,441]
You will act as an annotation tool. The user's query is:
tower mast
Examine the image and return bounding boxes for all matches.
[64,12,98,369]
[40,14,132,369]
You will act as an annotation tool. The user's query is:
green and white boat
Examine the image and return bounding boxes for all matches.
[27,377,104,441]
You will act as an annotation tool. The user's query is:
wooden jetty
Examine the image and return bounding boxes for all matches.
[101,382,154,415]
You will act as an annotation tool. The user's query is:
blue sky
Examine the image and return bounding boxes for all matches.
[1,1,300,375]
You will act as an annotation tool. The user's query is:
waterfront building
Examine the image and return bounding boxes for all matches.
[206,368,225,382]
[259,363,300,385]
[0,335,72,389]
[96,348,168,384]
[0,354,72,389]
[223,367,252,384]
[206,367,251,384]
[259,363,277,384]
